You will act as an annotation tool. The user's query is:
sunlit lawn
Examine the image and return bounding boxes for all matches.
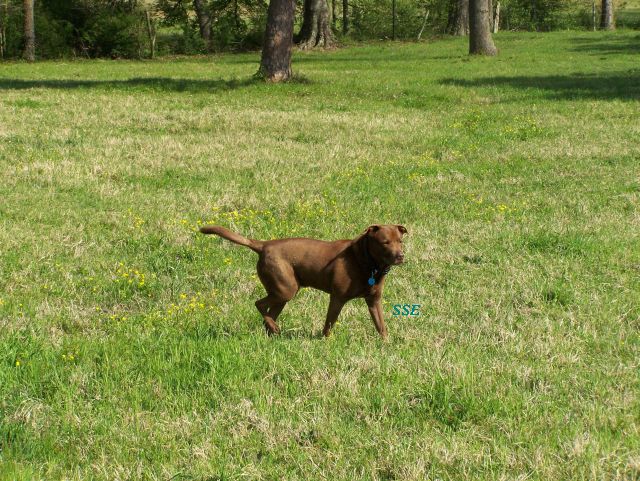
[1,30,639,480]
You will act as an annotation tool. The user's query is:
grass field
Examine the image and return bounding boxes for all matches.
[1,30,639,480]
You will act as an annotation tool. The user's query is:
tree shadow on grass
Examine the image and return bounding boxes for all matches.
[568,34,640,55]
[0,75,260,92]
[441,69,640,101]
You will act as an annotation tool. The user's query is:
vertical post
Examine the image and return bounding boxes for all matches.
[592,0,596,30]
[392,0,396,40]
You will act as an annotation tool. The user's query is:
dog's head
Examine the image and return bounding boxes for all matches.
[365,224,407,266]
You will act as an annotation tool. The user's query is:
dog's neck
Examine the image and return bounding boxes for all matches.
[354,235,391,283]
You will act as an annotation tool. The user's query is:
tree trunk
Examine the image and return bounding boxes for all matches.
[297,0,333,49]
[22,0,34,61]
[448,0,469,36]
[530,0,536,27]
[0,0,7,60]
[145,10,156,59]
[331,0,336,30]
[600,0,614,30]
[0,20,4,60]
[469,0,496,55]
[259,0,295,82]
[417,8,429,40]
[391,0,396,40]
[492,1,500,33]
[193,0,213,52]
[352,1,361,31]
[342,0,348,34]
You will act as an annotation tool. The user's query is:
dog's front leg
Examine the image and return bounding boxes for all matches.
[323,295,345,337]
[366,295,388,339]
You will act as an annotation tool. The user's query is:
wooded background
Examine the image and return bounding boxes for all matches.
[0,0,637,59]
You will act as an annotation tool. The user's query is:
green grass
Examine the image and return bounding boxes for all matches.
[1,31,639,480]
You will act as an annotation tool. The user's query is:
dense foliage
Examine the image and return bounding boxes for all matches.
[0,0,149,58]
[0,0,638,58]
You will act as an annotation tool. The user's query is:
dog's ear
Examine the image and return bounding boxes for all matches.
[396,225,408,235]
[364,225,381,235]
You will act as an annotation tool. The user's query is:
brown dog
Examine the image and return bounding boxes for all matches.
[199,224,407,338]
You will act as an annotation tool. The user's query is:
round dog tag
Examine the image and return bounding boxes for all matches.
[368,277,376,286]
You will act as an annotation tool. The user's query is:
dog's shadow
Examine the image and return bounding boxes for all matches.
[185,322,322,340]
[277,327,323,340]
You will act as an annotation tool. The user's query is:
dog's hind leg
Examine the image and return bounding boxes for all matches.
[255,296,287,335]
[255,258,298,335]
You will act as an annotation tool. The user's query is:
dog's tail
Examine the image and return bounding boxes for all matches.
[199,225,264,254]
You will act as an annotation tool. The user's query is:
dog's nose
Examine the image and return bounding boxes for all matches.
[395,253,405,263]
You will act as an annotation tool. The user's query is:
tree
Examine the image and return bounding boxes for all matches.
[22,0,34,61]
[469,0,496,55]
[297,0,332,48]
[342,0,348,33]
[0,0,7,60]
[193,0,213,51]
[448,0,469,36]
[145,10,157,59]
[492,1,499,33]
[331,0,336,29]
[600,0,614,30]
[259,0,295,81]
[391,0,396,39]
